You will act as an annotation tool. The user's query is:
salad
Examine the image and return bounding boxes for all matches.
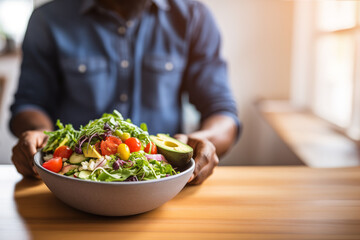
[41,110,178,182]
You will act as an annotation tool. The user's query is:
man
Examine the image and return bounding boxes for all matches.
[10,0,240,184]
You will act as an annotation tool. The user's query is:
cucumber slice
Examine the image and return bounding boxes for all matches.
[69,153,87,164]
[78,170,92,179]
[64,169,76,176]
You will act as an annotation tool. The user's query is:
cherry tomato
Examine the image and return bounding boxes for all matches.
[120,132,131,142]
[100,140,118,156]
[117,143,130,160]
[144,142,157,154]
[53,145,73,159]
[99,136,123,156]
[42,157,63,173]
[105,136,122,145]
[125,137,142,153]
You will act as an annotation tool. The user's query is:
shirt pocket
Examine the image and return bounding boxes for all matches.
[60,57,113,111]
[60,57,107,75]
[142,55,185,109]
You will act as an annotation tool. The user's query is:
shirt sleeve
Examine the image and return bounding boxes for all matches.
[10,8,60,125]
[182,2,241,136]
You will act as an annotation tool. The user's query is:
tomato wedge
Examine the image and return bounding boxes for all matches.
[100,140,118,156]
[53,145,73,159]
[105,136,122,145]
[42,157,63,173]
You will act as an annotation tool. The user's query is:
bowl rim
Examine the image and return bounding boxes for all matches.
[34,150,195,185]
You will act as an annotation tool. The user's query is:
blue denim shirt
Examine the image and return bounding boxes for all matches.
[11,0,239,136]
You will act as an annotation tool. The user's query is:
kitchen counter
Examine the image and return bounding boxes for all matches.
[1,165,360,240]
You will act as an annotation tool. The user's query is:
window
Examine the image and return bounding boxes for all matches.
[291,1,360,140]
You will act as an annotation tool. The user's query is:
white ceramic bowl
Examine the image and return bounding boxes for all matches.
[34,151,195,216]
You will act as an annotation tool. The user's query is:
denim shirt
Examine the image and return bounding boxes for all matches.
[11,0,239,136]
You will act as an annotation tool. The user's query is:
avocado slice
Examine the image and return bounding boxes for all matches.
[150,134,193,167]
[82,143,102,159]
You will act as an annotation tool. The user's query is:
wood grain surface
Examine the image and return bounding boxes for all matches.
[1,165,360,240]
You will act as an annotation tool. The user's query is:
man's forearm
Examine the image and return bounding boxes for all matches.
[189,114,238,156]
[11,110,54,138]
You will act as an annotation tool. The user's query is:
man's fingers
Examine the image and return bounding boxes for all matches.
[192,150,210,178]
[20,133,38,160]
[38,133,49,148]
[20,146,38,177]
[173,134,188,144]
[12,146,35,177]
[32,165,41,179]
[191,139,214,174]
[186,138,218,184]
[189,154,219,185]
[20,131,47,162]
[174,134,219,184]
[12,131,47,178]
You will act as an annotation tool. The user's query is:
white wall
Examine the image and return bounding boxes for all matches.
[200,0,300,165]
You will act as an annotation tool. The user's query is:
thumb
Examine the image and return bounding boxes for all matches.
[32,131,49,151]
[39,135,48,148]
[173,134,188,144]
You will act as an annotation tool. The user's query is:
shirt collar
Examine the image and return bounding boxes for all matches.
[80,0,170,15]
[80,0,96,14]
[152,0,170,11]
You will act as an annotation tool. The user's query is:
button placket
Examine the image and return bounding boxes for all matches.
[120,93,128,102]
[126,21,133,28]
[78,64,87,73]
[165,62,174,71]
[120,60,129,69]
[114,18,134,116]
[117,26,126,35]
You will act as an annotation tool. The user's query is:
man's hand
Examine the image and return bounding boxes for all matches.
[174,114,238,184]
[12,130,48,178]
[10,110,53,177]
[174,134,219,185]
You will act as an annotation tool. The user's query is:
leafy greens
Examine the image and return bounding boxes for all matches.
[42,110,179,182]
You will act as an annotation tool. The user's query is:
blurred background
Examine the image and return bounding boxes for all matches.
[1,0,359,167]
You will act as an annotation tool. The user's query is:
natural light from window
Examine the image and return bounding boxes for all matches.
[310,1,360,138]
[314,34,354,128]
[0,0,33,44]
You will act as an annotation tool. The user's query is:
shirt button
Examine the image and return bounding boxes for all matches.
[120,93,128,102]
[126,21,133,27]
[164,62,174,71]
[117,26,126,35]
[78,64,87,73]
[121,60,129,68]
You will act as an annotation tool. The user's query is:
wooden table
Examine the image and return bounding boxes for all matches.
[1,165,360,240]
